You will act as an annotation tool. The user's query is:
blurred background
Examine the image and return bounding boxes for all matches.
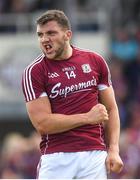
[0,0,140,178]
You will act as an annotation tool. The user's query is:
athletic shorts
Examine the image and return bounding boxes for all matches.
[37,150,107,179]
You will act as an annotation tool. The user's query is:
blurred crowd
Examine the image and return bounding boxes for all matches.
[0,0,58,13]
[109,27,140,178]
[0,0,62,33]
[0,0,140,179]
[0,132,40,178]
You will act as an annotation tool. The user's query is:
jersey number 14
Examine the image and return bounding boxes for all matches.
[65,71,76,79]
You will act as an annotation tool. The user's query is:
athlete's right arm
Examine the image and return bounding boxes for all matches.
[26,96,109,135]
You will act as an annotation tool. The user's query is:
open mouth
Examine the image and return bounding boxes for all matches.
[44,44,53,54]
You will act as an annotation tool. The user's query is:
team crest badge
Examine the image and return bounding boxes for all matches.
[81,64,92,73]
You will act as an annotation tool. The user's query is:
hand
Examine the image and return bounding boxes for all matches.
[86,103,109,124]
[105,150,124,174]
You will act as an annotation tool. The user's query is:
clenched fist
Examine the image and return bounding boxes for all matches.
[106,150,124,174]
[86,103,109,125]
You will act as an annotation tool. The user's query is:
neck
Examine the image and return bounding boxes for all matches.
[64,44,72,59]
[55,43,72,61]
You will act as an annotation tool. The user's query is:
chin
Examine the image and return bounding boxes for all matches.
[46,54,55,60]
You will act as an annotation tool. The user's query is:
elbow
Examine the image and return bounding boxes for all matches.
[37,125,47,135]
[29,113,53,135]
[29,113,55,135]
[36,120,54,135]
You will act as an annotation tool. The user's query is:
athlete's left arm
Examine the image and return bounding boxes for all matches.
[99,86,124,174]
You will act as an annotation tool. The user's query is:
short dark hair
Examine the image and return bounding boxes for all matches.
[36,10,71,30]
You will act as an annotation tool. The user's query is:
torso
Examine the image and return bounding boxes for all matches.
[22,46,111,154]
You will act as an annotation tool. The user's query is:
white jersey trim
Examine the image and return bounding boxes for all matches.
[98,84,108,90]
[98,84,112,91]
[39,92,48,97]
[23,54,45,102]
[43,134,49,155]
[99,124,105,146]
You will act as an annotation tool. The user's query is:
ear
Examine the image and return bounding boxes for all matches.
[65,30,72,41]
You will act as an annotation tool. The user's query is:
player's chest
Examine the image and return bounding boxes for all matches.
[45,61,100,86]
[43,60,100,99]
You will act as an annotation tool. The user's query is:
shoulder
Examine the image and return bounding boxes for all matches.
[73,46,94,56]
[23,53,45,75]
[73,46,108,64]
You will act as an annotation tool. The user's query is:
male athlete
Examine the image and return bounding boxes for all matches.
[22,10,123,179]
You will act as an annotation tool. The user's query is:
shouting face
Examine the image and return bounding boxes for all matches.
[37,21,72,60]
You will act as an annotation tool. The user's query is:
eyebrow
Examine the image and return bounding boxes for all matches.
[37,30,58,35]
[37,31,42,36]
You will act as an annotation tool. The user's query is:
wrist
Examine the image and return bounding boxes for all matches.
[108,144,119,153]
[81,113,89,125]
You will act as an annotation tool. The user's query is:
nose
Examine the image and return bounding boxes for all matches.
[41,35,50,43]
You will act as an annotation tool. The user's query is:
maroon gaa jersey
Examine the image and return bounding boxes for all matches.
[22,46,112,154]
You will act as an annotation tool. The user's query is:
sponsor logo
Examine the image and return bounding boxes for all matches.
[62,66,76,72]
[48,72,59,78]
[49,76,97,98]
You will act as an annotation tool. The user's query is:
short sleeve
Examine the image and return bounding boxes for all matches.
[94,53,112,90]
[22,61,47,102]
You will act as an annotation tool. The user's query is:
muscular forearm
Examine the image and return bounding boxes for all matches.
[99,87,123,174]
[28,103,108,135]
[105,106,120,152]
[105,106,124,174]
[36,112,88,134]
